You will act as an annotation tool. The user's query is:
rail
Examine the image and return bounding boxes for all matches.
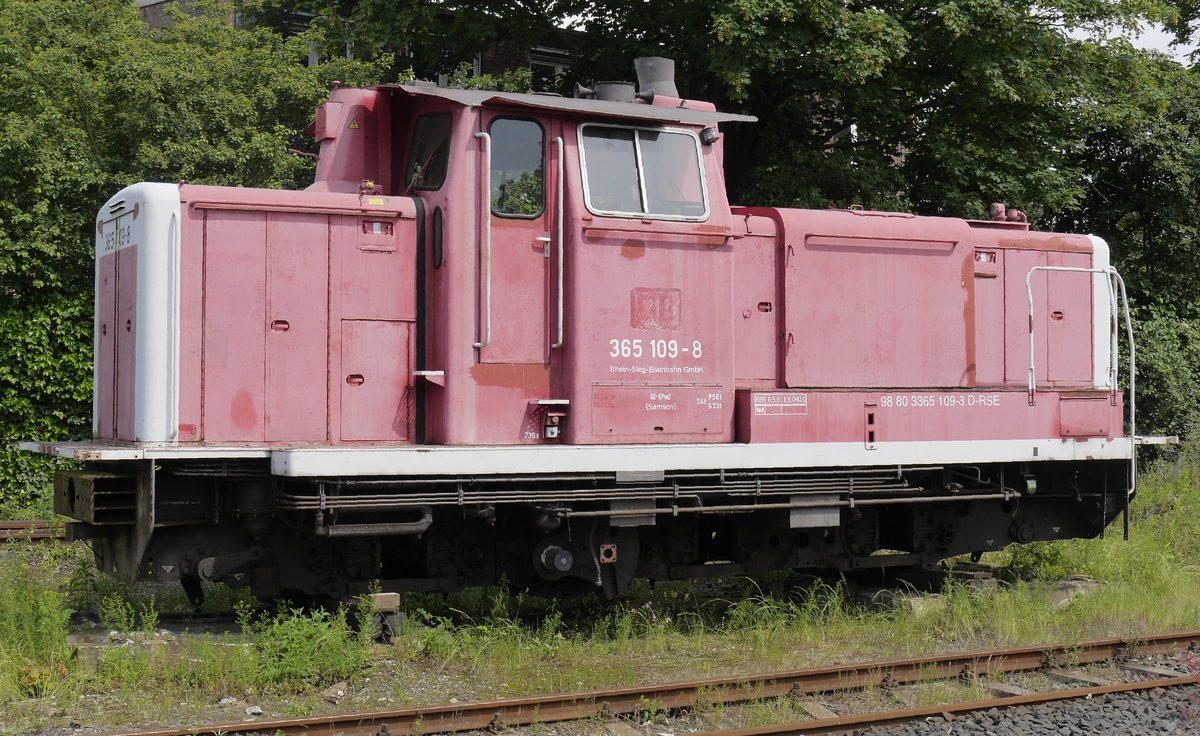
[93,629,1200,736]
[696,676,1196,736]
[0,520,63,542]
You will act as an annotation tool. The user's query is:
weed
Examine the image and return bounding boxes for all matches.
[99,594,159,633]
[16,658,69,698]
[1000,541,1073,581]
[0,552,73,703]
[239,603,371,688]
[913,677,989,708]
[282,701,316,717]
[692,686,727,729]
[633,696,668,724]
[738,696,808,728]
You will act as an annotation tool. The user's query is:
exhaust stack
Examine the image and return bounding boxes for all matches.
[634,56,678,99]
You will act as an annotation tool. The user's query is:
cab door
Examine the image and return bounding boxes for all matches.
[478,114,560,364]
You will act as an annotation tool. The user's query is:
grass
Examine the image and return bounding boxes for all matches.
[0,549,374,731]
[377,448,1200,698]
[2,448,1200,731]
[240,601,373,687]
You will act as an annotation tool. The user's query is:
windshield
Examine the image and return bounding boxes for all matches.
[580,124,707,220]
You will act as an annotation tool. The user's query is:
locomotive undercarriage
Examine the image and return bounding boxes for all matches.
[58,459,1130,603]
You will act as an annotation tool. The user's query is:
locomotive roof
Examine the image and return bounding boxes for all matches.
[383,84,758,126]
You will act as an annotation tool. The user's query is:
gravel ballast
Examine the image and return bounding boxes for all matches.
[867,686,1198,735]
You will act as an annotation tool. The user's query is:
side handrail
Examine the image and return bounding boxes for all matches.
[1025,265,1136,492]
[551,136,565,349]
[473,131,492,349]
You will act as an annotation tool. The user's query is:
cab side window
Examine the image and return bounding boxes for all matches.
[580,123,708,220]
[406,113,452,191]
[488,118,544,218]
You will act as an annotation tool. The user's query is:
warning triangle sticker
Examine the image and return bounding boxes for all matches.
[349,118,360,129]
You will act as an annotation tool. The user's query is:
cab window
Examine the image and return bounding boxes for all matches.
[406,113,452,190]
[579,124,708,220]
[488,117,544,218]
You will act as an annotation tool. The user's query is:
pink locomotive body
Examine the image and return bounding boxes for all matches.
[29,60,1136,602]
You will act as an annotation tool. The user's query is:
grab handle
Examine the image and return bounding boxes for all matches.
[551,136,565,349]
[473,131,492,348]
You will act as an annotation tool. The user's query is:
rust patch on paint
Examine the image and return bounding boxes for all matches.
[996,236,1091,253]
[621,239,646,259]
[470,363,551,391]
[230,389,258,431]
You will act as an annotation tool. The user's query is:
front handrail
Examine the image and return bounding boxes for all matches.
[551,136,565,349]
[473,131,492,349]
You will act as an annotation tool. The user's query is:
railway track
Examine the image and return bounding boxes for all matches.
[97,630,1200,736]
[0,519,63,542]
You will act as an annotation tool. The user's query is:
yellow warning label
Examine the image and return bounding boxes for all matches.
[348,118,360,129]
[368,198,385,205]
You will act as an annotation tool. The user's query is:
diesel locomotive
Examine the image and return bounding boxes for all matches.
[23,58,1146,603]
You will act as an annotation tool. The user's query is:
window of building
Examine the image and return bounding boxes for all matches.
[530,48,570,93]
[406,113,452,191]
[488,117,544,218]
[579,124,708,220]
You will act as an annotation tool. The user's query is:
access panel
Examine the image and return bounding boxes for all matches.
[785,227,968,388]
[340,319,412,441]
[266,213,330,441]
[1003,250,1093,387]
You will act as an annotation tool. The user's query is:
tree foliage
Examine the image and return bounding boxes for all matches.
[250,0,1172,216]
[1041,50,1200,438]
[570,0,1171,215]
[0,0,387,512]
[1052,55,1200,314]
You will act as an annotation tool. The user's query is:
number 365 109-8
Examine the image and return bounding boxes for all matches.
[609,338,702,359]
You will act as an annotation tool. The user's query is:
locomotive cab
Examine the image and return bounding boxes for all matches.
[298,80,751,448]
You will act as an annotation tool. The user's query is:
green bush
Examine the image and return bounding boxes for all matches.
[1128,312,1200,440]
[0,553,73,700]
[239,603,372,688]
[99,594,159,634]
[998,541,1074,582]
